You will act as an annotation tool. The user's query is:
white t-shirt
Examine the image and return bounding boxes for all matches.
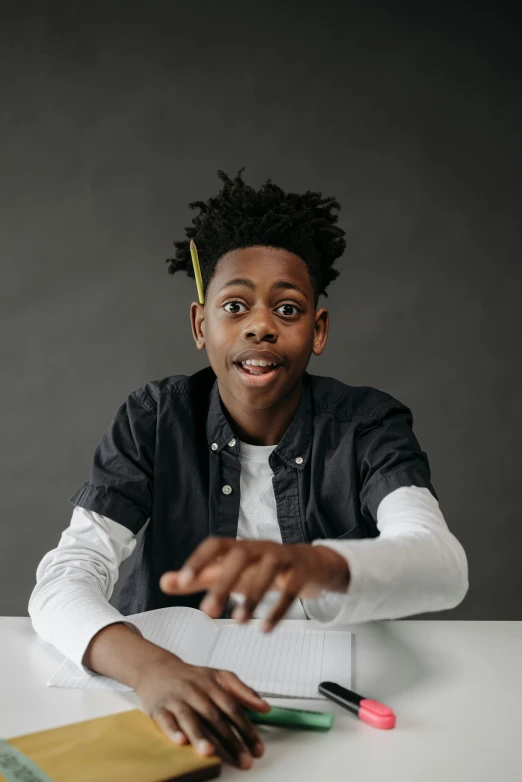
[233,441,307,619]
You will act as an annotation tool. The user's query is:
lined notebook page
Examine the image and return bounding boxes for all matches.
[209,625,351,698]
[48,607,352,698]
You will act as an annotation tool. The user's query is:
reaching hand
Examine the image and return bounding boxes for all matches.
[159,538,350,631]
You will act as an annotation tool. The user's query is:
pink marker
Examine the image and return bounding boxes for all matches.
[318,681,396,729]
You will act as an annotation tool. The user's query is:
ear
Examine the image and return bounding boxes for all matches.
[190,302,205,350]
[312,307,329,356]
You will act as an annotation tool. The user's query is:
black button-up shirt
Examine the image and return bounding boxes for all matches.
[69,366,437,616]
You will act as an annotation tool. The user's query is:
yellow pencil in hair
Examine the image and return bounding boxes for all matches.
[189,239,205,304]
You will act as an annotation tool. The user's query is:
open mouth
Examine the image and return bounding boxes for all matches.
[233,359,283,386]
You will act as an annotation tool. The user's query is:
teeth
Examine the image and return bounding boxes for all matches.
[241,359,278,367]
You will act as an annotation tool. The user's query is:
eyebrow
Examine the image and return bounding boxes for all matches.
[218,278,308,298]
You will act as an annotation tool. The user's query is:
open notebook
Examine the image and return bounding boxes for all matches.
[48,606,352,698]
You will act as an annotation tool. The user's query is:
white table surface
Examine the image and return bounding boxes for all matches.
[1,617,520,780]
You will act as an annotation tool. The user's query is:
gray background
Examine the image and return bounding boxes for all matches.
[2,1,520,618]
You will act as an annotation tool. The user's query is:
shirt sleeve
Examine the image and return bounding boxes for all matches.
[68,390,156,535]
[356,399,438,523]
[28,506,144,671]
[302,486,469,625]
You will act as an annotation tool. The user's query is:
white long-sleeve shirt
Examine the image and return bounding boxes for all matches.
[29,439,468,673]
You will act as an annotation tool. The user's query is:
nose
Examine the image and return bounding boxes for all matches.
[242,306,278,343]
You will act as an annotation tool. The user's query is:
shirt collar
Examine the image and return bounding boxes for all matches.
[206,374,313,471]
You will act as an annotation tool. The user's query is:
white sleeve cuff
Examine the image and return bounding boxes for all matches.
[76,616,144,674]
[30,581,144,671]
[302,538,367,626]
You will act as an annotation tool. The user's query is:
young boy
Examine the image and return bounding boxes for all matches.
[29,168,468,770]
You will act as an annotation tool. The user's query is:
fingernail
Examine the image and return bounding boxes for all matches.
[233,606,246,622]
[171,731,185,743]
[240,753,253,769]
[178,568,194,587]
[254,742,264,757]
[197,739,214,755]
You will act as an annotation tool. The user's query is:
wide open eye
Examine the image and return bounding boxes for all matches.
[224,301,247,314]
[275,303,300,317]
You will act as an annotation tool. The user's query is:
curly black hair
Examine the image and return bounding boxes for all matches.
[165,167,346,302]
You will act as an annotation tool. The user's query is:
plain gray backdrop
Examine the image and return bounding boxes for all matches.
[2,1,521,618]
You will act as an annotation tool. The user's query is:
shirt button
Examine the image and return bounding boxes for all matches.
[222,484,233,495]
[295,456,304,465]
[228,438,237,447]
[211,442,218,451]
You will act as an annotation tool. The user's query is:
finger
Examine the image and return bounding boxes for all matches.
[151,706,188,745]
[231,555,280,623]
[190,685,254,768]
[199,546,252,618]
[160,562,223,595]
[216,670,271,712]
[261,567,305,632]
[175,691,253,770]
[169,702,218,758]
[177,537,233,586]
[207,684,265,758]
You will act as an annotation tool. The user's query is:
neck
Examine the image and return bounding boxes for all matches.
[218,379,302,445]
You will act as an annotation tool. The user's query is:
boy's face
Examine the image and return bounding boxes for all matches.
[190,246,329,411]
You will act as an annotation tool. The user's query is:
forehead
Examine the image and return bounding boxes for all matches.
[209,246,314,296]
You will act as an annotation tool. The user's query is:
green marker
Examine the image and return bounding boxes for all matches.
[246,705,334,731]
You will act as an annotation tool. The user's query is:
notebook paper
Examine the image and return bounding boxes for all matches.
[207,624,350,697]
[47,606,352,698]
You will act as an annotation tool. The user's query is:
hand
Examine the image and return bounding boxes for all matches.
[159,538,350,631]
[135,653,271,769]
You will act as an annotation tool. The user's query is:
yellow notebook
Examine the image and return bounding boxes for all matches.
[0,708,222,782]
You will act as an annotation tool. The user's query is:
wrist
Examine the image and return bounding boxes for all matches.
[133,644,184,692]
[313,544,351,593]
